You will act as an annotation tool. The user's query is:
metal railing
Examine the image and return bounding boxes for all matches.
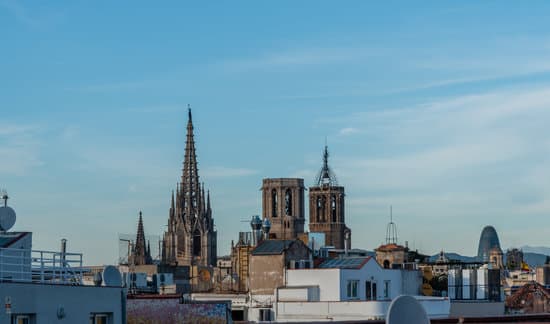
[0,247,83,285]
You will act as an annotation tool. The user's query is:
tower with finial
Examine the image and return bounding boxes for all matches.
[162,106,217,267]
[308,143,350,249]
[375,207,408,269]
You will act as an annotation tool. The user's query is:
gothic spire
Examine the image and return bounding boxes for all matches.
[134,211,147,265]
[181,107,201,220]
[315,144,338,186]
[207,189,211,211]
[137,211,145,246]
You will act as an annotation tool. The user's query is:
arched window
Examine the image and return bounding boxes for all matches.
[285,189,292,216]
[331,194,337,222]
[272,189,278,217]
[316,197,322,222]
[193,229,201,257]
[383,260,390,269]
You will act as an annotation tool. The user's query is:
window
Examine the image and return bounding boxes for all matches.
[331,194,337,222]
[271,189,278,217]
[12,314,35,324]
[284,189,292,216]
[346,280,359,299]
[193,229,201,256]
[90,313,111,324]
[384,280,391,299]
[366,281,377,300]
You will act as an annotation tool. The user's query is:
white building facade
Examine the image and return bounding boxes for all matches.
[275,257,450,321]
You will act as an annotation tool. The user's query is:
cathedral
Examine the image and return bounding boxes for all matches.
[162,108,217,267]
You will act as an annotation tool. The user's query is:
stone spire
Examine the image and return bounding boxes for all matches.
[133,211,147,265]
[162,106,217,268]
[181,106,201,222]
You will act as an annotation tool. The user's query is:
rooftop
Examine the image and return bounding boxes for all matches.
[318,257,371,269]
[0,232,29,248]
[251,240,297,255]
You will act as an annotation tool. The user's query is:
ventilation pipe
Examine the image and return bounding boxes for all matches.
[61,238,67,267]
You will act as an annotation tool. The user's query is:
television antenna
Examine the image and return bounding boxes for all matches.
[0,190,16,232]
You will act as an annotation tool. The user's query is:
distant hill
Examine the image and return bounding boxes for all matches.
[428,253,478,263]
[521,246,550,256]
[428,250,550,268]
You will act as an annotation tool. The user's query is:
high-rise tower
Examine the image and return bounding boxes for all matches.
[261,178,305,240]
[162,108,217,267]
[308,145,350,249]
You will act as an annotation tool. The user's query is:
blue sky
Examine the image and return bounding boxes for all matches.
[2,1,550,264]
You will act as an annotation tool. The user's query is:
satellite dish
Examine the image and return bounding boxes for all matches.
[102,265,122,287]
[386,295,429,324]
[0,206,16,231]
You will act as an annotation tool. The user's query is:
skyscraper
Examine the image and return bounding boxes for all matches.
[162,108,217,267]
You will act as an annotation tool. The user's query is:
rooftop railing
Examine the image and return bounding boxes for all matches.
[0,247,83,285]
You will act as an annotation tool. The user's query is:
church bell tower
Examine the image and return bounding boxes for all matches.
[308,145,350,249]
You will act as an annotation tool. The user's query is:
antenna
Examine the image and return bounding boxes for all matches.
[0,190,16,232]
[1,189,8,207]
[385,205,398,245]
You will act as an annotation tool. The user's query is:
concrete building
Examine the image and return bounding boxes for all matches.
[274,257,449,321]
[0,197,124,323]
[261,178,305,240]
[248,239,311,295]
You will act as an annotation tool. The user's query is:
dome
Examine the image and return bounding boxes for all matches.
[477,226,501,260]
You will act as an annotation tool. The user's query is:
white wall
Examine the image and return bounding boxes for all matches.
[275,297,450,322]
[286,268,340,301]
[287,259,419,302]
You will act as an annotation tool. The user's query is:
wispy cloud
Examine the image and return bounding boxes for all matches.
[213,46,380,72]
[0,122,42,175]
[202,166,259,178]
[338,127,361,136]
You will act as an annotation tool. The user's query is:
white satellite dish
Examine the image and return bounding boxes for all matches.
[102,265,122,287]
[386,295,429,324]
[0,206,16,232]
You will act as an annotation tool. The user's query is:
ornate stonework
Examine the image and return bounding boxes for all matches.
[162,108,217,267]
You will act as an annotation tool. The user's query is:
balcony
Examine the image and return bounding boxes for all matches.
[0,247,83,285]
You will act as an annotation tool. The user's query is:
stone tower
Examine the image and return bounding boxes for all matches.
[129,211,152,266]
[308,145,350,249]
[261,178,305,240]
[162,108,217,267]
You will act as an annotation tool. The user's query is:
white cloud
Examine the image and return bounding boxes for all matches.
[338,127,361,136]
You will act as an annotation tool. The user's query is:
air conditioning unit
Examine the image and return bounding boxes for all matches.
[127,272,147,289]
[154,273,174,288]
